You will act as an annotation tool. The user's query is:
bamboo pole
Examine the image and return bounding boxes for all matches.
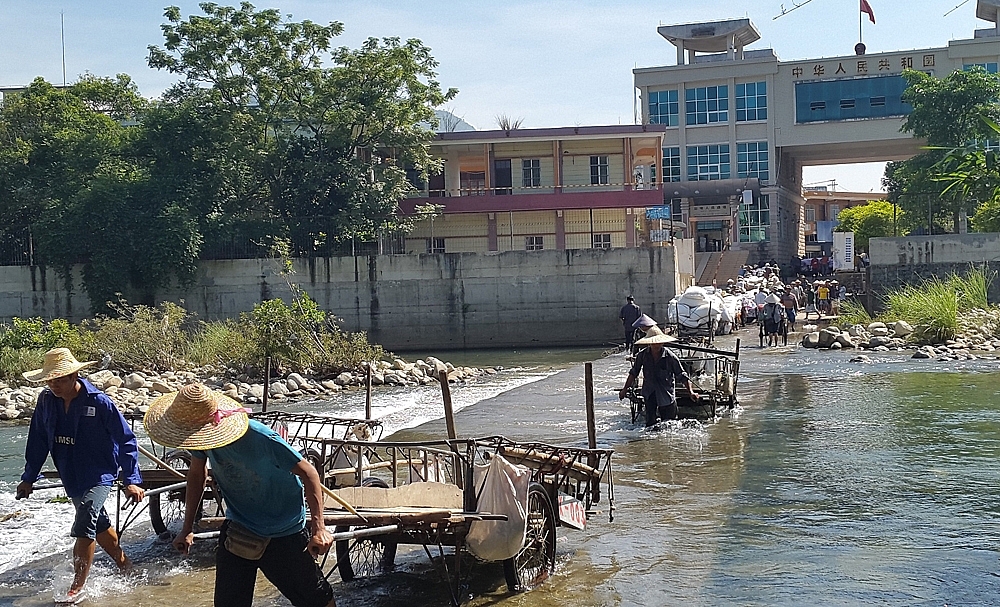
[585,363,596,450]
[365,362,373,419]
[262,355,271,413]
[137,444,185,480]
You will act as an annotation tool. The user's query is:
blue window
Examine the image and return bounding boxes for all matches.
[648,89,679,126]
[685,85,728,125]
[686,144,730,181]
[736,81,767,122]
[662,147,681,182]
[739,194,770,243]
[737,142,769,182]
[795,75,911,123]
[964,63,999,74]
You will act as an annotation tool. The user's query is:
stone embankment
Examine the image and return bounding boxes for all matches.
[0,356,499,421]
[801,315,1000,362]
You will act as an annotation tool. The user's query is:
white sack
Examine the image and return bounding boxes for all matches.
[467,455,531,562]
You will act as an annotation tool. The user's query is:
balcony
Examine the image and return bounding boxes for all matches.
[400,183,664,215]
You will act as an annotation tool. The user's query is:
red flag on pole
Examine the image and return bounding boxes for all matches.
[860,0,876,24]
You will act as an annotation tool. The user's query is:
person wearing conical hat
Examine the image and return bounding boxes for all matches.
[145,383,336,607]
[16,348,144,602]
[618,327,698,427]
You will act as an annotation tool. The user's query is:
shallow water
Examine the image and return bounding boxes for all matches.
[3,337,1000,605]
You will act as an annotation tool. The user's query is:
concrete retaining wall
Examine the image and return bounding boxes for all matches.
[868,234,1000,305]
[0,248,681,351]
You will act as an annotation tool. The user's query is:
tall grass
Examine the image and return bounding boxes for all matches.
[878,265,995,343]
[837,298,873,328]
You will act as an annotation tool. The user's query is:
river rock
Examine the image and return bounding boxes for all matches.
[868,321,887,333]
[426,357,447,374]
[892,320,913,337]
[335,372,354,385]
[868,336,892,348]
[248,384,265,399]
[87,370,116,390]
[371,373,384,386]
[802,332,820,348]
[849,355,872,364]
[124,373,146,390]
[870,326,890,337]
[150,380,174,394]
[829,342,843,350]
[287,373,307,391]
[836,334,855,348]
[818,329,840,348]
[269,381,288,396]
[911,349,931,359]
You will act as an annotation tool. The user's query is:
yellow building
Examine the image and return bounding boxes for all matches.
[401,125,667,253]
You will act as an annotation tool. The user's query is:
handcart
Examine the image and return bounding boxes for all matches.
[624,339,740,422]
[295,433,614,605]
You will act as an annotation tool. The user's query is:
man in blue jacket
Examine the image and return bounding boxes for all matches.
[16,348,144,602]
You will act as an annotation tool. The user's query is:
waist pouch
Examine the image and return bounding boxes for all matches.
[224,521,271,560]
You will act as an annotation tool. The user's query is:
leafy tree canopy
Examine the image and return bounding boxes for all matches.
[0,3,456,313]
[148,2,457,251]
[885,67,1000,233]
[834,200,905,249]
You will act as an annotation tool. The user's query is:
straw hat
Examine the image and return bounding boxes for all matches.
[143,384,250,450]
[765,294,781,304]
[635,326,677,346]
[23,348,95,382]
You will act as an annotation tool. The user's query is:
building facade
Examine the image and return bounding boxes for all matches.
[401,125,667,253]
[802,188,888,255]
[634,3,1000,265]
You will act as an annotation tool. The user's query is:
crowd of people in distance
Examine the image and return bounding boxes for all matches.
[725,263,849,347]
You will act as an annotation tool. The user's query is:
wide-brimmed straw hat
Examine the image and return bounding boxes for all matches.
[144,384,250,450]
[765,294,781,304]
[23,348,95,382]
[635,326,677,346]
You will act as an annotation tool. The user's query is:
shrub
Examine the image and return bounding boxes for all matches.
[0,346,46,384]
[79,300,191,372]
[185,320,259,372]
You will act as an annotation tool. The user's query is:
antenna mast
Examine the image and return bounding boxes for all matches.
[61,12,67,87]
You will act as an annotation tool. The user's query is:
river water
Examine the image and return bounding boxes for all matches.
[1,337,1000,606]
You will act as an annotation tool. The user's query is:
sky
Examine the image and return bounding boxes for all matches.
[0,0,988,193]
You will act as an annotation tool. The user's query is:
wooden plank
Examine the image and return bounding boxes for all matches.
[325,481,463,510]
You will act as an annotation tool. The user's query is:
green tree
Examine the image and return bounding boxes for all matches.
[884,67,1000,232]
[834,200,905,249]
[147,2,457,253]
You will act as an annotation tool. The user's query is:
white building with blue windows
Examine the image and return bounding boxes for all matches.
[634,1,1000,265]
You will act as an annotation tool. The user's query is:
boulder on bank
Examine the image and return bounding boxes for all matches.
[802,332,820,348]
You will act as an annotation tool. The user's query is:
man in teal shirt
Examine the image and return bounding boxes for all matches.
[144,384,335,607]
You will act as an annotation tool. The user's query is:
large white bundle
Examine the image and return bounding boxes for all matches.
[677,286,710,307]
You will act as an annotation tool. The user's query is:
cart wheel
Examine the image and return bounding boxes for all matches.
[335,477,397,581]
[504,482,556,592]
[149,449,192,536]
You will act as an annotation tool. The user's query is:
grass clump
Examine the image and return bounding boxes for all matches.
[837,298,873,328]
[877,265,995,343]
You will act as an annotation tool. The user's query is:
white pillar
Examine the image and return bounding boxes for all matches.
[676,41,685,65]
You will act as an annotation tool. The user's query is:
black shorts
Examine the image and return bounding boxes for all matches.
[216,521,333,607]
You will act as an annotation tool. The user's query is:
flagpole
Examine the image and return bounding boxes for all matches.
[859,1,863,44]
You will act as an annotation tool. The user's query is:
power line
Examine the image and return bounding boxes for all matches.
[773,0,818,20]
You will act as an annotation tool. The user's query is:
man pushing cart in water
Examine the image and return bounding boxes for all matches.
[618,327,699,427]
